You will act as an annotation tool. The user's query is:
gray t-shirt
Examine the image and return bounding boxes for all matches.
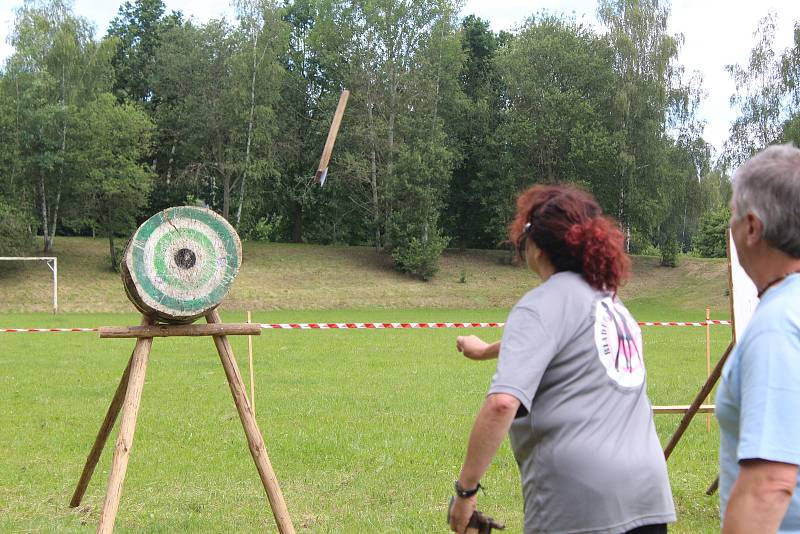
[489,271,675,534]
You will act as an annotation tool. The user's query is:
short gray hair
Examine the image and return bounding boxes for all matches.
[732,143,800,258]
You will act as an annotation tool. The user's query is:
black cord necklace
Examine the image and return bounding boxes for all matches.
[757,270,800,299]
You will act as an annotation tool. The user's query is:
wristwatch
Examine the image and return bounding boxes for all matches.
[454,480,482,498]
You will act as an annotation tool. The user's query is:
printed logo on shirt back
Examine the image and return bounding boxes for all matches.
[593,297,645,387]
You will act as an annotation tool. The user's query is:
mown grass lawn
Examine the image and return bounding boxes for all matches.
[1,306,729,533]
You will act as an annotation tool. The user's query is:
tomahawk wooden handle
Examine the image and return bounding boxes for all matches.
[316,89,350,183]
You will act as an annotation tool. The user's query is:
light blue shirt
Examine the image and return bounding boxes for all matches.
[716,273,800,532]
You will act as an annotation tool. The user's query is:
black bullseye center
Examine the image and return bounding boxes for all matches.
[174,248,197,269]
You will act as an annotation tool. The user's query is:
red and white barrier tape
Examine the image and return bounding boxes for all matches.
[259,322,503,330]
[638,320,731,327]
[0,320,731,333]
[0,327,99,333]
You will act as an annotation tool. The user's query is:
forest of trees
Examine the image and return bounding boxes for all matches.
[1,0,798,278]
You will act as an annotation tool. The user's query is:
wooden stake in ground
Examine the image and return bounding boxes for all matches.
[315,89,350,186]
[705,306,712,432]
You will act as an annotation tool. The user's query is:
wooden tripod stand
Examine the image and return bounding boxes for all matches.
[69,309,296,534]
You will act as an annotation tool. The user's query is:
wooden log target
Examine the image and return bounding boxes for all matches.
[121,206,242,323]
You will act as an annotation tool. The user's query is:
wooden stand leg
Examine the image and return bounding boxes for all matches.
[71,354,133,507]
[71,317,154,508]
[96,328,154,534]
[207,309,296,534]
[664,341,734,460]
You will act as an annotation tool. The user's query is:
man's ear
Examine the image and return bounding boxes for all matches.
[744,213,764,246]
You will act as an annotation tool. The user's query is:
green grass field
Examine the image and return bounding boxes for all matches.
[0,239,732,532]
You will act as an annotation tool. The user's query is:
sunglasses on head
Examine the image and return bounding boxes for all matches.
[517,222,532,257]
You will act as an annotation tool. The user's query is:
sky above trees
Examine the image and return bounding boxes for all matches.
[2,0,799,153]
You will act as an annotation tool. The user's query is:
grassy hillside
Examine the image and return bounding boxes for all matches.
[0,237,730,319]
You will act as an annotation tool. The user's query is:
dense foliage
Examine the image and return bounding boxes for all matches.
[1,0,795,277]
[0,198,35,255]
[693,206,731,259]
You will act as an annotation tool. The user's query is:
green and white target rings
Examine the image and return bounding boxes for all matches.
[121,206,242,323]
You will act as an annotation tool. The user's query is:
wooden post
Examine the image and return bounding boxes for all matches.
[652,405,714,414]
[71,356,134,508]
[248,311,255,417]
[99,323,261,338]
[664,341,734,460]
[207,309,295,534]
[71,316,154,508]
[96,320,153,534]
[705,307,712,431]
[52,257,58,314]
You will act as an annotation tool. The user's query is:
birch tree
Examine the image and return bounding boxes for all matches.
[7,0,112,251]
[232,0,286,228]
[724,13,786,167]
[598,0,680,242]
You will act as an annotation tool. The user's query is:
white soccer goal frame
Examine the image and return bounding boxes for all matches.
[0,257,58,314]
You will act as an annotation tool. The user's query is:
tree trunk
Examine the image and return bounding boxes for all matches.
[39,175,50,253]
[237,25,260,230]
[367,97,381,251]
[11,77,20,191]
[681,200,688,250]
[166,140,176,185]
[49,178,62,251]
[626,226,631,253]
[388,93,395,187]
[371,148,381,251]
[386,87,396,247]
[291,201,302,243]
[108,232,117,271]
[236,171,247,230]
[222,171,231,221]
[49,61,67,252]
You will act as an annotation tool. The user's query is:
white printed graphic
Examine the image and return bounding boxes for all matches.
[594,297,645,387]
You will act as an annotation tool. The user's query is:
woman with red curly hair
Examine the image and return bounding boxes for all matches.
[449,185,675,534]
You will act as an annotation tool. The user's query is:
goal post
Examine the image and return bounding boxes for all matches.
[0,257,58,314]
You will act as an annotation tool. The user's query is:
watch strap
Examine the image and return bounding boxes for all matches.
[454,480,482,498]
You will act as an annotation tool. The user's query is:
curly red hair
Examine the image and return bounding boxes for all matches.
[509,184,630,292]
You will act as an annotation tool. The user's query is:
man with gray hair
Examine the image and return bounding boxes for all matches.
[716,143,800,533]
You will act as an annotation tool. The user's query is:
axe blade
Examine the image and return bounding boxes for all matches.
[315,168,328,187]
